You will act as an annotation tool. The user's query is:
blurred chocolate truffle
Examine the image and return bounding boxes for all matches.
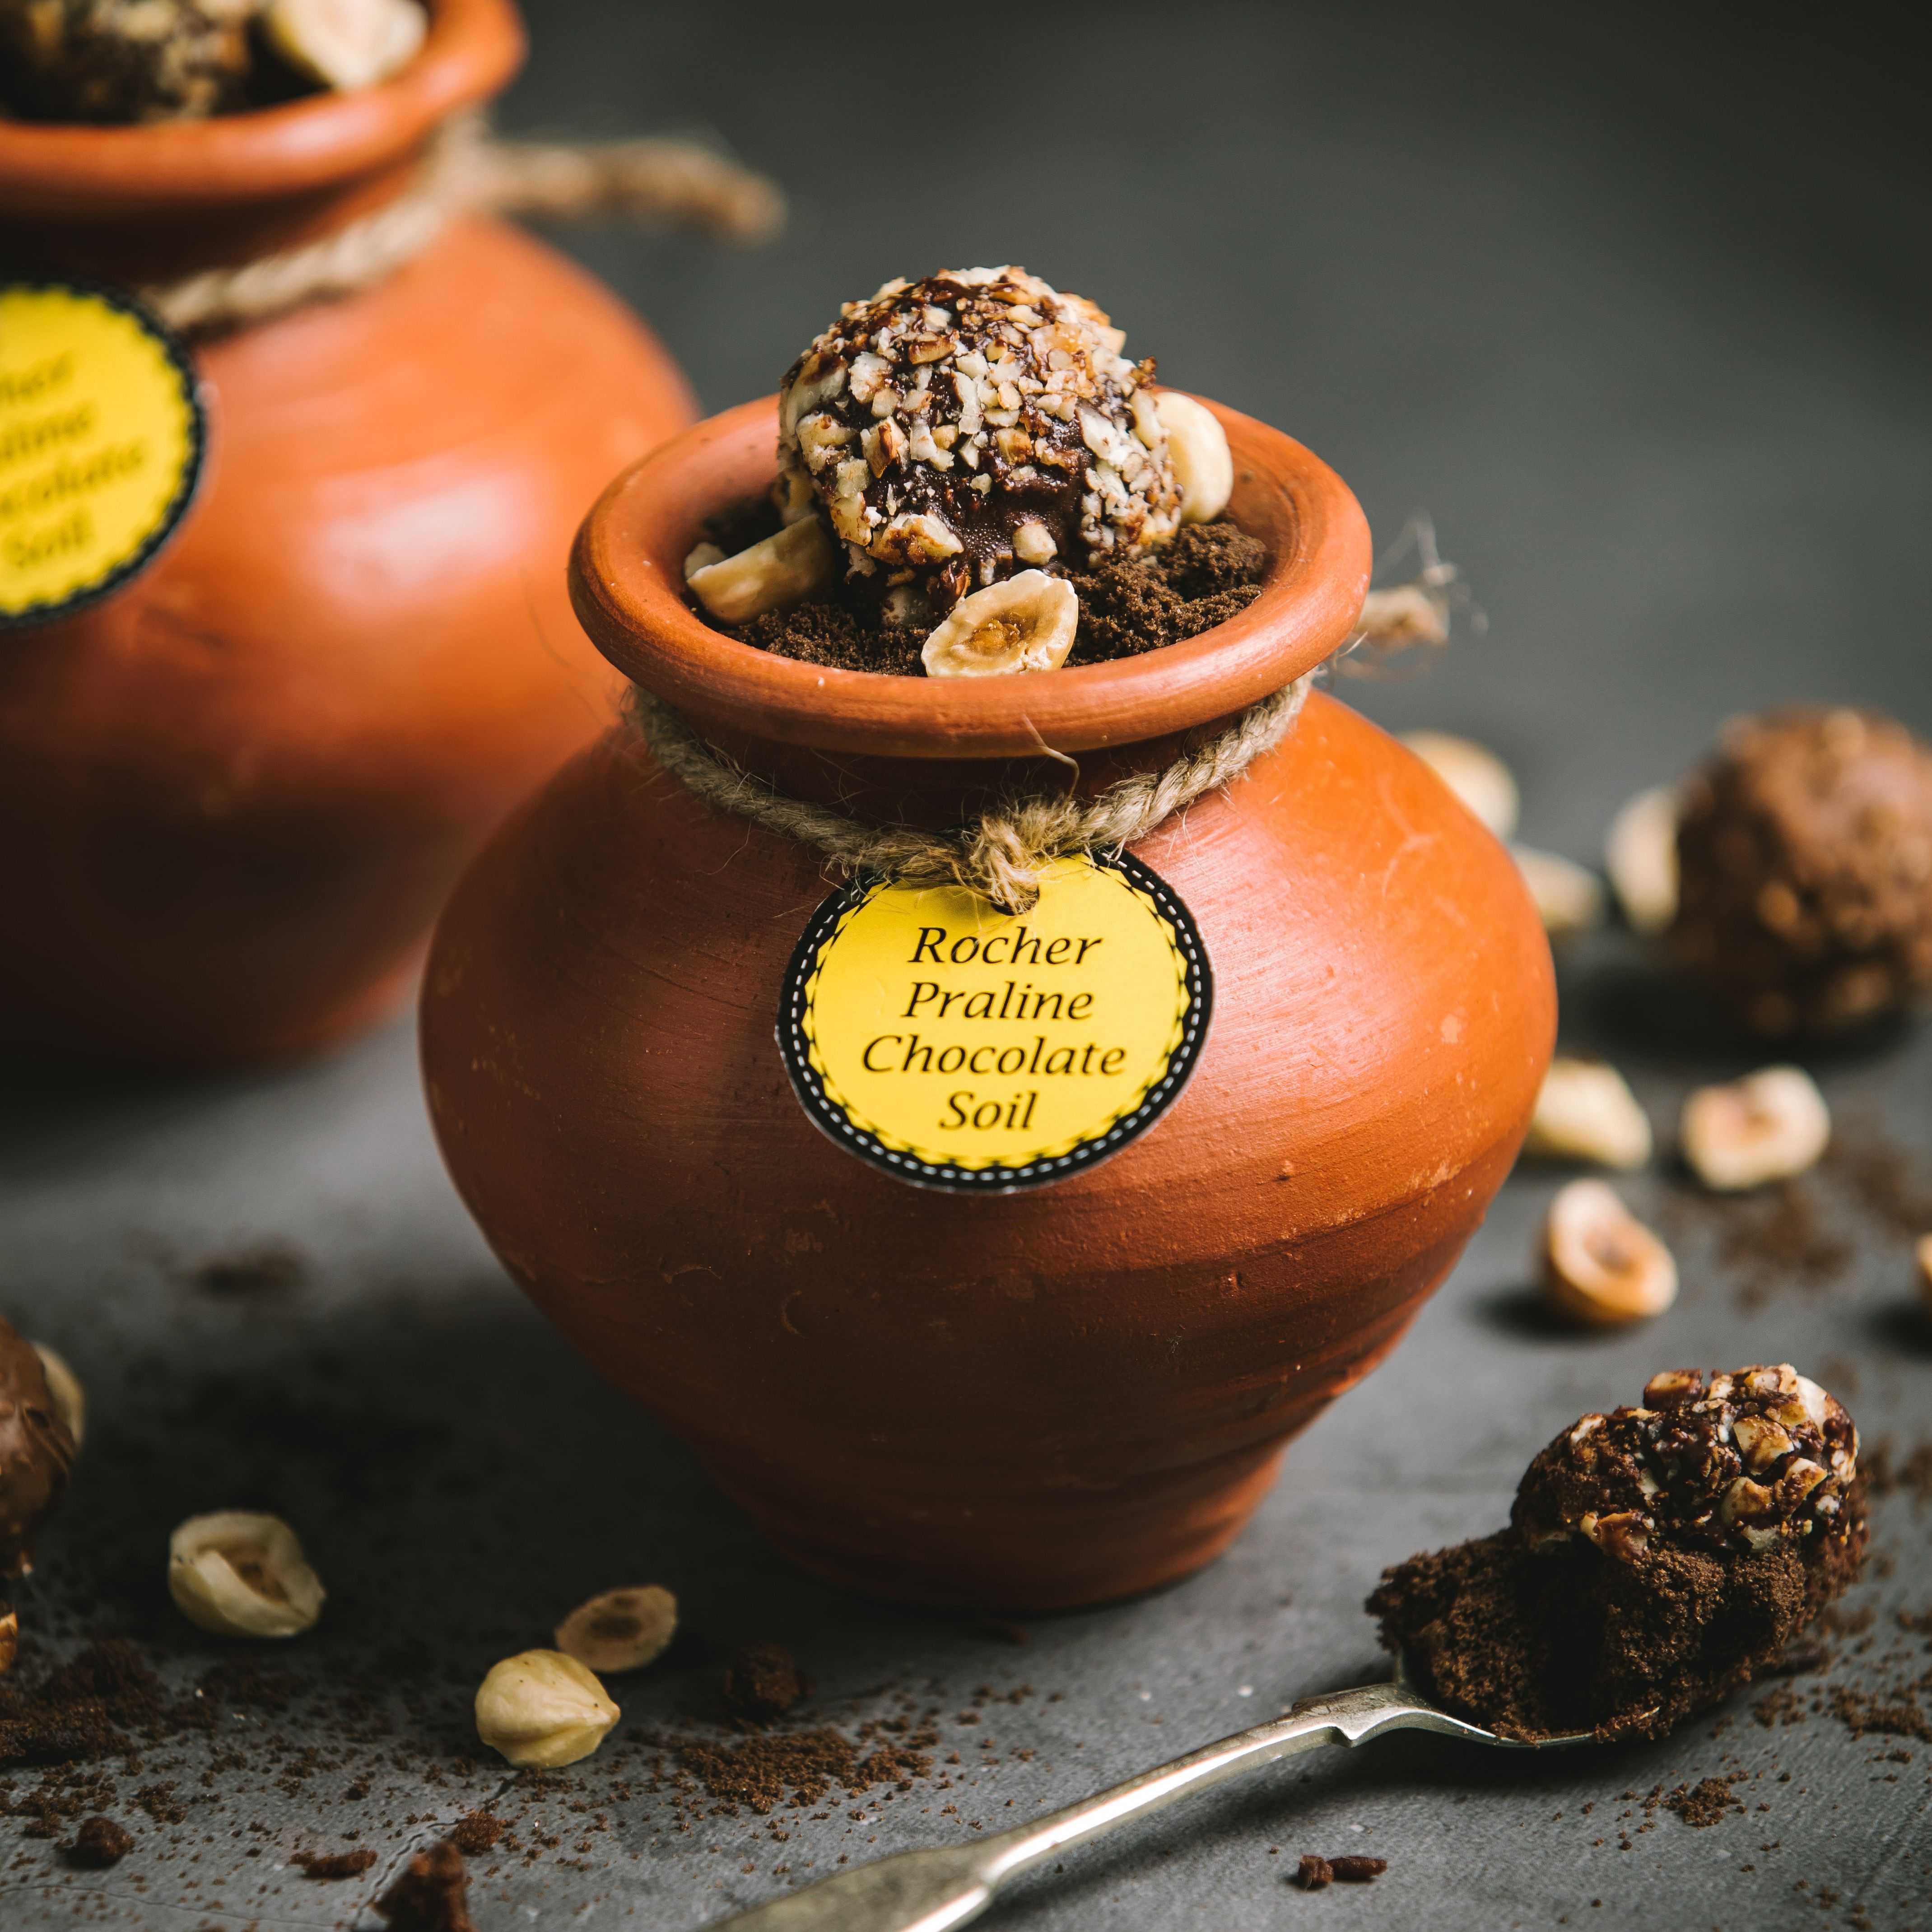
[774,266,1183,623]
[0,1316,77,1579]
[1672,707,1932,1035]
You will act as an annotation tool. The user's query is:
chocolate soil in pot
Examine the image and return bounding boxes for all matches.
[0,0,696,1068]
[418,394,1556,1609]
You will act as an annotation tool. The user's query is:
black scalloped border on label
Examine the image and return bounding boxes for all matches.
[0,277,208,632]
[775,850,1213,1195]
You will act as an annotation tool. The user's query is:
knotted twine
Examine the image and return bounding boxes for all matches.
[140,112,784,336]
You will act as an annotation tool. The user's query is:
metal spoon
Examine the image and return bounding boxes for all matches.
[699,1656,1589,1932]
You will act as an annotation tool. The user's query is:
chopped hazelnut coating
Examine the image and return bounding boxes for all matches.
[776,266,1181,621]
[1672,707,1932,1035]
[1513,1363,1858,1560]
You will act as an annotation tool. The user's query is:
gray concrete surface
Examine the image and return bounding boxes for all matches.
[6,4,1931,1927]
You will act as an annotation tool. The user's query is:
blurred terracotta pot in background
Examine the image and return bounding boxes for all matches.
[0,0,695,1067]
[419,396,1555,1610]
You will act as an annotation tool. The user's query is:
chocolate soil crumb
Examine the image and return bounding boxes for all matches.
[64,1815,134,1867]
[721,1642,808,1721]
[727,521,1267,675]
[446,1811,507,1855]
[1331,1855,1388,1881]
[673,1722,934,1815]
[373,1840,476,1932]
[298,1845,379,1878]
[1663,1776,1746,1827]
[1295,1854,1332,1890]
[1370,1366,1867,1742]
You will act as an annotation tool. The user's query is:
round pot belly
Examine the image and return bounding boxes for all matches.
[421,690,1554,1607]
[0,216,694,1066]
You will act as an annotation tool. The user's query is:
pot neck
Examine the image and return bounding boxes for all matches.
[0,0,521,284]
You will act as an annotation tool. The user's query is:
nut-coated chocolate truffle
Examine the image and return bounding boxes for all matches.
[0,1316,77,1579]
[775,266,1180,623]
[1672,707,1932,1035]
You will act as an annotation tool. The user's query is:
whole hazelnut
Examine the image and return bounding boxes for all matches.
[474,1650,619,1768]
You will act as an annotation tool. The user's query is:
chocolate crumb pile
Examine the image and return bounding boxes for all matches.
[64,1813,134,1867]
[1672,707,1932,1035]
[732,519,1266,676]
[297,1844,378,1878]
[1370,1365,1867,1742]
[721,1641,808,1723]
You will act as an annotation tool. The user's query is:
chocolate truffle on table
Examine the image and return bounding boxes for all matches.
[0,1316,78,1580]
[1369,1364,1866,1743]
[1672,707,1932,1035]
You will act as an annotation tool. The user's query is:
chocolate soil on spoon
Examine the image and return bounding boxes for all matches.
[1369,1364,1867,1742]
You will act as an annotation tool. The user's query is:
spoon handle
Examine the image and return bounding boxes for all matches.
[702,1677,1488,1932]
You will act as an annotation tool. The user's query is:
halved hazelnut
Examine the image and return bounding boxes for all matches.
[475,1650,619,1769]
[29,1343,85,1451]
[554,1585,678,1675]
[1915,1233,1932,1313]
[263,0,425,93]
[1680,1066,1830,1191]
[922,571,1077,678]
[1151,391,1232,523]
[1511,846,1605,935]
[168,1511,325,1639]
[1523,1058,1653,1170]
[1399,731,1519,841]
[1542,1179,1678,1326]
[1604,784,1680,934]
[687,517,837,623]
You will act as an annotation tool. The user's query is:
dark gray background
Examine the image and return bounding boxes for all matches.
[6,5,1931,1928]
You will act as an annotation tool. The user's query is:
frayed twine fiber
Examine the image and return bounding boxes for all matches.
[141,112,783,336]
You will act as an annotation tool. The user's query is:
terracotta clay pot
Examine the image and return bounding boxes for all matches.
[0,0,695,1066]
[419,395,1555,1609]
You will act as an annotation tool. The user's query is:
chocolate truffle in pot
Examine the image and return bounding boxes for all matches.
[1671,707,1932,1036]
[0,0,260,123]
[0,1316,78,1579]
[775,267,1182,622]
[1369,1364,1865,1743]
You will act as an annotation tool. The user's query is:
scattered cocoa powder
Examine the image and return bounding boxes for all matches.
[64,1814,133,1867]
[297,1844,378,1878]
[1662,1777,1745,1827]
[673,1723,933,1815]
[373,1839,475,1932]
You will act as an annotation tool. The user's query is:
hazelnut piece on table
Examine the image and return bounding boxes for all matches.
[1524,1058,1653,1170]
[1542,1178,1676,1325]
[1679,1065,1829,1191]
[1604,784,1680,934]
[168,1511,325,1637]
[554,1584,678,1674]
[475,1649,619,1768]
[0,1316,78,1581]
[1511,846,1606,936]
[1914,1233,1932,1312]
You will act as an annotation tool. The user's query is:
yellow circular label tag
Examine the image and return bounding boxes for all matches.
[778,852,1211,1191]
[0,279,206,627]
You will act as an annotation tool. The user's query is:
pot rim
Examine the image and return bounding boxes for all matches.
[568,392,1373,761]
[0,0,521,219]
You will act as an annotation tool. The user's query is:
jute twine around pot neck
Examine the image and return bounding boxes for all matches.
[140,112,784,336]
[621,568,1455,915]
[624,675,1313,917]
